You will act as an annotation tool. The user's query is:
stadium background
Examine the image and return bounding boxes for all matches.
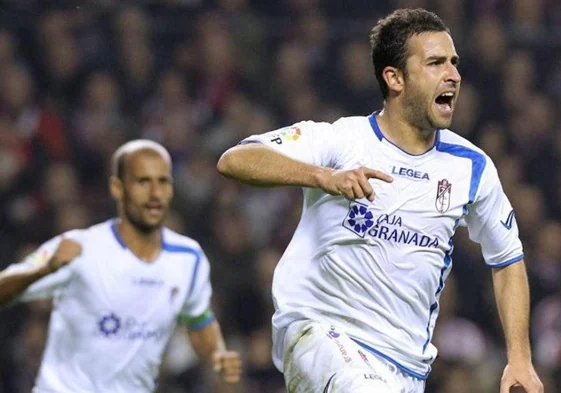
[0,0,560,392]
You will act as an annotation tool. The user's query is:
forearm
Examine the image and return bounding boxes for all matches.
[188,320,227,362]
[492,260,532,361]
[0,263,51,306]
[217,143,331,188]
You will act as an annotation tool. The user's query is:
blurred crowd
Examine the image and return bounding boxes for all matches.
[0,0,560,392]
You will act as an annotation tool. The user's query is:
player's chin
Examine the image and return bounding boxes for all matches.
[140,214,166,230]
[430,113,453,129]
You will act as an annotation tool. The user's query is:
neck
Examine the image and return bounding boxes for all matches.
[116,218,162,262]
[377,102,437,155]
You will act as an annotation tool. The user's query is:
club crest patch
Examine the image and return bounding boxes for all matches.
[435,179,451,213]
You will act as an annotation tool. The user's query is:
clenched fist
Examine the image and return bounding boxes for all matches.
[213,350,243,383]
[318,166,393,201]
[48,238,82,272]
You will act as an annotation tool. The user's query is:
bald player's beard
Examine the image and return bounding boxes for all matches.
[121,194,166,235]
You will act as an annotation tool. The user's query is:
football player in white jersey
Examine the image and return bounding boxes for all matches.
[217,8,543,393]
[0,140,242,392]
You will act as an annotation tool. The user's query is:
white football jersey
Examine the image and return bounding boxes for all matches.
[242,112,523,379]
[6,219,214,393]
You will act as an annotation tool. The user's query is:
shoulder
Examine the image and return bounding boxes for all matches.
[67,220,117,242]
[59,225,98,242]
[162,228,204,257]
[437,129,494,168]
[332,115,373,135]
[295,115,371,135]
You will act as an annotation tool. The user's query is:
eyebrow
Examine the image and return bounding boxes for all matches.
[426,55,460,64]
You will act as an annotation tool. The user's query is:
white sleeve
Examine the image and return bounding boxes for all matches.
[6,235,74,302]
[180,249,213,321]
[241,120,350,169]
[465,157,524,267]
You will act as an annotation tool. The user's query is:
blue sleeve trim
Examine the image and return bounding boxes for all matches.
[189,315,216,331]
[487,254,524,268]
[238,139,262,145]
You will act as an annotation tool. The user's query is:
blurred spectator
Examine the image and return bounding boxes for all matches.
[71,71,128,186]
[334,40,380,116]
[35,10,84,113]
[0,28,17,67]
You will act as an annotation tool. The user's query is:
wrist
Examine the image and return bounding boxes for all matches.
[507,347,532,363]
[312,167,334,190]
[45,257,62,274]
[37,262,55,277]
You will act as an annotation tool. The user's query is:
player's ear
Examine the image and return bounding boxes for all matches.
[109,176,123,201]
[382,66,405,95]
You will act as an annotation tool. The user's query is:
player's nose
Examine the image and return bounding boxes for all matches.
[445,63,461,84]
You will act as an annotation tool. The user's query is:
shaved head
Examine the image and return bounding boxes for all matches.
[111,139,172,180]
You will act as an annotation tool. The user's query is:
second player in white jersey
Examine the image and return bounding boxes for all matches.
[0,140,242,392]
[7,221,212,393]
[242,112,523,379]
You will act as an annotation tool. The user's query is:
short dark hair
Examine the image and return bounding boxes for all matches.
[370,8,449,98]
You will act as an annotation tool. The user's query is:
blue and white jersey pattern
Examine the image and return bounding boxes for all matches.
[6,220,213,393]
[242,112,523,379]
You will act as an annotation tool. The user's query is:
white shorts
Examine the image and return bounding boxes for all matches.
[282,321,425,393]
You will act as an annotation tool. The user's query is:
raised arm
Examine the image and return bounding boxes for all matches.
[492,261,543,393]
[217,143,392,201]
[0,238,81,307]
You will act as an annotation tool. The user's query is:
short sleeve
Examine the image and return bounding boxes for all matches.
[465,158,524,267]
[6,235,74,302]
[178,249,214,330]
[241,120,348,169]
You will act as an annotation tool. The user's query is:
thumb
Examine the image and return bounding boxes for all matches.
[500,375,515,393]
[212,352,223,372]
[362,167,393,183]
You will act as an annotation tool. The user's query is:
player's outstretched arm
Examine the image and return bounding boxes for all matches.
[492,261,544,393]
[217,143,393,201]
[0,238,82,306]
[188,319,242,384]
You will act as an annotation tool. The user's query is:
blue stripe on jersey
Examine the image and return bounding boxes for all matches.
[109,220,202,297]
[162,243,201,297]
[422,242,453,353]
[436,142,486,203]
[488,253,524,268]
[351,338,430,380]
[422,209,464,354]
[110,220,127,249]
[368,112,384,140]
[368,113,441,156]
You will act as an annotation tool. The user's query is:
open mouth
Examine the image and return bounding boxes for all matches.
[145,205,164,215]
[434,92,454,114]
